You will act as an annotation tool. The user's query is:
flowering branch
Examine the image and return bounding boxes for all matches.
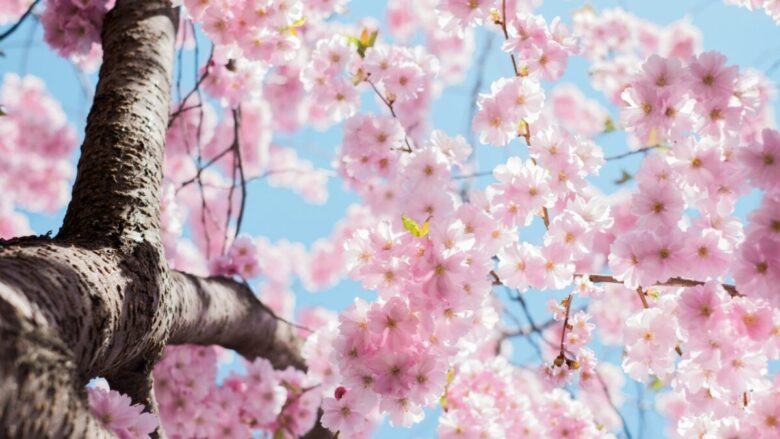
[366,77,413,152]
[582,273,741,297]
[554,293,574,367]
[498,0,520,77]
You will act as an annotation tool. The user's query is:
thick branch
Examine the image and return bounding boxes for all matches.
[59,0,178,247]
[0,238,309,435]
[2,0,318,436]
[0,243,116,438]
[168,272,305,370]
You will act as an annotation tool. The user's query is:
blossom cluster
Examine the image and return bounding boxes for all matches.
[0,74,76,221]
[40,0,113,70]
[573,7,703,104]
[388,0,475,84]
[183,0,306,65]
[153,345,320,438]
[439,358,607,438]
[620,52,767,146]
[502,13,578,81]
[5,0,780,437]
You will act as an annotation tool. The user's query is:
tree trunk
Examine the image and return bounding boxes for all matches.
[0,1,320,437]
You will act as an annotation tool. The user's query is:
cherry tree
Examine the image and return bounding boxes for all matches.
[1,0,779,438]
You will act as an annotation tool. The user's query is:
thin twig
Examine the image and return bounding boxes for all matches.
[232,108,247,239]
[0,0,41,42]
[636,287,649,309]
[557,294,573,360]
[168,45,214,127]
[499,0,520,76]
[582,273,741,297]
[176,146,236,192]
[452,171,493,180]
[365,77,413,152]
[524,122,550,229]
[605,145,659,161]
[596,371,633,439]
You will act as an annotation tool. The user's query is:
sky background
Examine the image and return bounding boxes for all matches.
[2,0,780,438]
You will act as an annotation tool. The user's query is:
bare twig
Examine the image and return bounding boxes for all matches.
[168,45,214,127]
[596,371,633,439]
[0,0,41,42]
[499,0,520,77]
[636,287,649,309]
[557,294,573,360]
[232,108,247,239]
[605,145,659,161]
[176,146,235,191]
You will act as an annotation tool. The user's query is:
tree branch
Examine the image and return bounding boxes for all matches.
[1,1,319,436]
[58,0,178,247]
[0,0,41,43]
[168,272,305,370]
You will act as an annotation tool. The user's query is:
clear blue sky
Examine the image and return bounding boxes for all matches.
[2,1,779,438]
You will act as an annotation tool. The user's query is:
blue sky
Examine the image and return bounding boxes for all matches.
[2,0,780,437]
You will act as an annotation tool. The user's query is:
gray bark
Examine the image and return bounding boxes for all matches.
[0,0,320,437]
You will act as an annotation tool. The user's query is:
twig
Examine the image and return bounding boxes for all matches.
[557,294,573,361]
[221,110,241,254]
[232,108,247,239]
[636,287,649,309]
[0,0,41,43]
[582,273,741,297]
[499,0,520,77]
[524,122,550,229]
[605,145,659,161]
[365,77,412,152]
[452,171,493,180]
[168,45,214,127]
[176,146,236,191]
[597,371,633,439]
[19,12,39,74]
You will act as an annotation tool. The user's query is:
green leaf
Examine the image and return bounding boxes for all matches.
[647,288,660,300]
[649,376,664,392]
[284,16,306,36]
[604,117,616,133]
[350,28,379,58]
[273,429,286,439]
[401,215,429,238]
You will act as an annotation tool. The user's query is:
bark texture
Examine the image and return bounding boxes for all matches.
[0,0,320,437]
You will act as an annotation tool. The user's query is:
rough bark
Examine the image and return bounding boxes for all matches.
[0,0,323,437]
[58,1,175,249]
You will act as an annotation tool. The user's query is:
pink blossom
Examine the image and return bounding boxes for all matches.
[88,386,158,439]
